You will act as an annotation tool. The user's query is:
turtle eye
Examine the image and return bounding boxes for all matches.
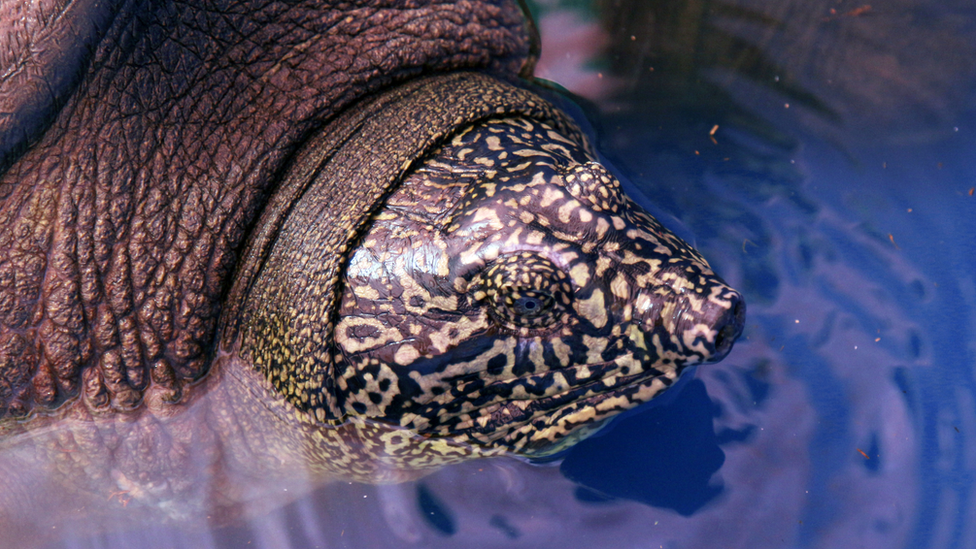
[476,253,572,329]
[510,291,554,318]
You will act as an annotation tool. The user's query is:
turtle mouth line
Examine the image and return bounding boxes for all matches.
[437,352,678,439]
[402,353,642,434]
[508,374,672,456]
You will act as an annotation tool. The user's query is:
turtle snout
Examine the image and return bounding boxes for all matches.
[708,290,745,362]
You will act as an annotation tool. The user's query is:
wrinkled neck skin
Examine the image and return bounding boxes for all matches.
[0,0,125,173]
[0,0,529,417]
[0,0,530,539]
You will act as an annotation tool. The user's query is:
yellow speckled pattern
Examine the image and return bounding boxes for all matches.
[222,72,745,469]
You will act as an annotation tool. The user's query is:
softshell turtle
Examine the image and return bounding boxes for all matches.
[0,0,744,537]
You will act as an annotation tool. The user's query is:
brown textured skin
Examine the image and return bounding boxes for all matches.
[0,0,531,419]
[0,0,124,174]
[0,1,532,540]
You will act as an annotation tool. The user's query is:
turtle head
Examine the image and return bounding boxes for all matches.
[332,116,745,457]
[225,75,744,470]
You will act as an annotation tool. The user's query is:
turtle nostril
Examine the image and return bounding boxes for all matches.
[711,294,745,360]
[714,324,735,355]
[733,299,746,327]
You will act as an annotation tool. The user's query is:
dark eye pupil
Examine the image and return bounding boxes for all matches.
[515,296,545,315]
[478,253,570,328]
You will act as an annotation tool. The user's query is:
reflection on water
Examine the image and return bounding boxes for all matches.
[43,0,976,547]
[530,1,973,548]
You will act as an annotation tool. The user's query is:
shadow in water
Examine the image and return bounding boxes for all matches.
[559,379,726,516]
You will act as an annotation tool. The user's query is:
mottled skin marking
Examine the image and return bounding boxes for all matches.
[333,116,745,456]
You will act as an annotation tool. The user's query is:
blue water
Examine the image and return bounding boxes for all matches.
[47,0,976,547]
[533,1,976,546]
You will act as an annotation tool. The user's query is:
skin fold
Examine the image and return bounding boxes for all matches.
[0,0,124,174]
[0,0,530,418]
[0,0,743,542]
